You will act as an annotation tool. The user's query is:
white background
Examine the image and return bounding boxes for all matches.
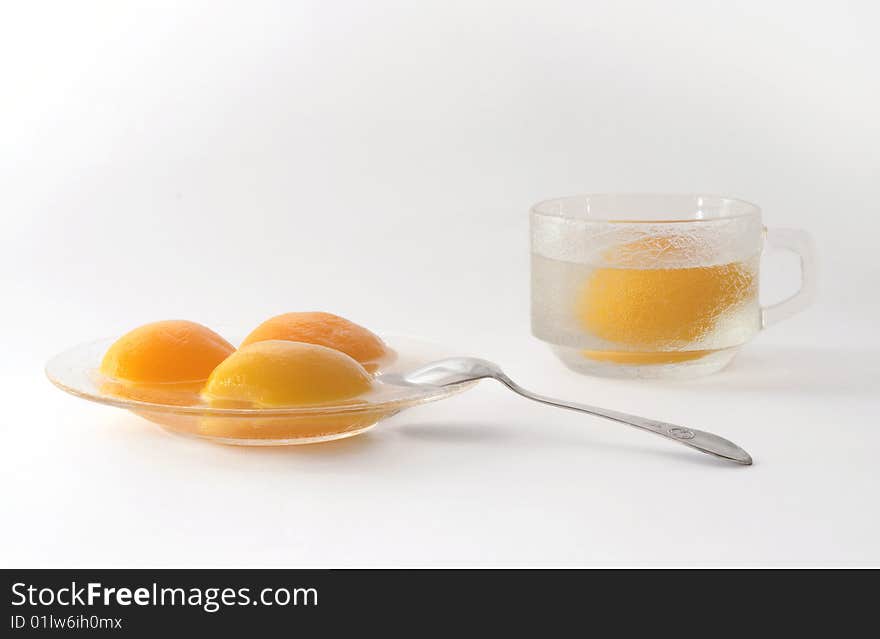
[1,1,878,566]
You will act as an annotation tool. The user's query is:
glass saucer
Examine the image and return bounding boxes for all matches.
[46,333,473,446]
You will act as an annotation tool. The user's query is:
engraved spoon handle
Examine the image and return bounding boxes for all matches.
[494,375,752,465]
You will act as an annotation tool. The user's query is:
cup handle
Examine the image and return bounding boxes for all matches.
[760,227,817,328]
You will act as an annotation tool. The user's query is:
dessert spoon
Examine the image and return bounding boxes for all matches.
[381,357,752,465]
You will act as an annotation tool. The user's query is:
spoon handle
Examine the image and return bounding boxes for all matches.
[495,376,752,465]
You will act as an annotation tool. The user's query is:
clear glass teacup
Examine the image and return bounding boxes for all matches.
[530,194,816,379]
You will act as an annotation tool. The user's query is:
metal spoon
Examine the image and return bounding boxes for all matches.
[381,357,752,465]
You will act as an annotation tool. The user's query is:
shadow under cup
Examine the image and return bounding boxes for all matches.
[530,194,813,380]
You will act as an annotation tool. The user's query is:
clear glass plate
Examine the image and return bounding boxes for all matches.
[46,333,472,445]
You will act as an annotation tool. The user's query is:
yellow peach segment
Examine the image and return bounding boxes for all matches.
[100,320,235,404]
[202,340,373,408]
[101,320,234,384]
[577,235,756,364]
[240,312,391,372]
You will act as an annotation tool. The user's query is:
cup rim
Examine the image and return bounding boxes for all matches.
[530,193,762,224]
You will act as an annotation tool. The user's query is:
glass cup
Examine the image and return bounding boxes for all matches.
[530,194,816,379]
